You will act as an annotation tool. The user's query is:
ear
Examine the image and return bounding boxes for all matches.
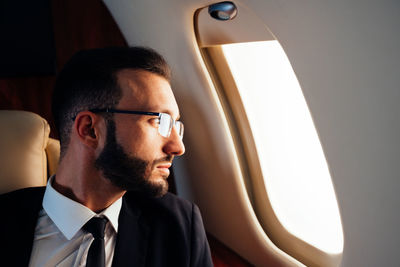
[73,111,104,150]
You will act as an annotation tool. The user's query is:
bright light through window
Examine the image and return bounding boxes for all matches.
[222,41,344,254]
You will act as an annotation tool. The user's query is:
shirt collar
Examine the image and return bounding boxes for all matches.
[43,175,122,240]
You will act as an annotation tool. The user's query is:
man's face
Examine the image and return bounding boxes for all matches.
[95,69,185,197]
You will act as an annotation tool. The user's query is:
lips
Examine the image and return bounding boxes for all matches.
[157,162,172,169]
[156,162,172,176]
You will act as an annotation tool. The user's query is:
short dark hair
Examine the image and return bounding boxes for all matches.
[52,46,171,157]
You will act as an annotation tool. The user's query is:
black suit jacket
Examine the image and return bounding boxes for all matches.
[0,187,213,267]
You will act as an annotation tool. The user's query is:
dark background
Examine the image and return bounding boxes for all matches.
[0,0,127,139]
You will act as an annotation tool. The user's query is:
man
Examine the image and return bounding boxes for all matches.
[1,47,213,267]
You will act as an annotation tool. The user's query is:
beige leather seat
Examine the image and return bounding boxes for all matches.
[0,110,60,194]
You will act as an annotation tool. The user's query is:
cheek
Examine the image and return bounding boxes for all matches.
[139,136,162,155]
[115,120,143,151]
[115,118,164,158]
[122,129,162,158]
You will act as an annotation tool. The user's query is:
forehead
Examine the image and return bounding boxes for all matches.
[116,69,180,118]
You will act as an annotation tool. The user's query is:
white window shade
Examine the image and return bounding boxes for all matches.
[221,40,344,255]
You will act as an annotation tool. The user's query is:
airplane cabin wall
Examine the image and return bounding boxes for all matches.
[243,1,400,266]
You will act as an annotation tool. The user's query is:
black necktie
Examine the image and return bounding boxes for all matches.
[83,217,108,267]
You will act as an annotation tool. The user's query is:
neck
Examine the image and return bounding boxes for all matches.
[53,155,126,213]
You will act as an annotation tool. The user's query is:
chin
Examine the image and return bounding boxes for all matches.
[148,178,169,197]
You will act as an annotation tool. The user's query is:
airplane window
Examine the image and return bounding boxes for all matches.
[220,40,344,255]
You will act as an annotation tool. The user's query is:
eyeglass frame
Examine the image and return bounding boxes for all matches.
[87,108,184,139]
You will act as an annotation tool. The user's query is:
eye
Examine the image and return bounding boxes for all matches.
[149,117,160,126]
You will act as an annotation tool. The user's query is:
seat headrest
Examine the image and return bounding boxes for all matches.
[0,110,60,194]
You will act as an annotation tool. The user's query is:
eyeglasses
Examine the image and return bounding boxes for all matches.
[90,108,184,139]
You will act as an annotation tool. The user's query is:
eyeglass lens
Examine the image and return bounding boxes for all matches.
[158,113,184,138]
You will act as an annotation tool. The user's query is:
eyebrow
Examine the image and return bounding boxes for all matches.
[165,111,181,121]
[156,108,180,120]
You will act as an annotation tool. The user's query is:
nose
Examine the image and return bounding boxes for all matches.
[162,126,185,156]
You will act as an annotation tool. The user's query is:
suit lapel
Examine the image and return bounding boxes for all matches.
[112,195,150,267]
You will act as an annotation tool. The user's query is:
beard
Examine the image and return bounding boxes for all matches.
[94,119,171,197]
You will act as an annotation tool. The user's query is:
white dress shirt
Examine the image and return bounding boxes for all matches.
[28,176,122,267]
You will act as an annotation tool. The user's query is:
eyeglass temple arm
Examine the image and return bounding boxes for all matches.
[89,108,160,116]
[72,108,161,121]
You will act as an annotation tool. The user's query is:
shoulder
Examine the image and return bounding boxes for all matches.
[0,186,45,207]
[139,193,212,267]
[0,187,45,235]
[121,192,213,266]
[123,192,196,225]
[0,187,45,221]
[153,192,194,213]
